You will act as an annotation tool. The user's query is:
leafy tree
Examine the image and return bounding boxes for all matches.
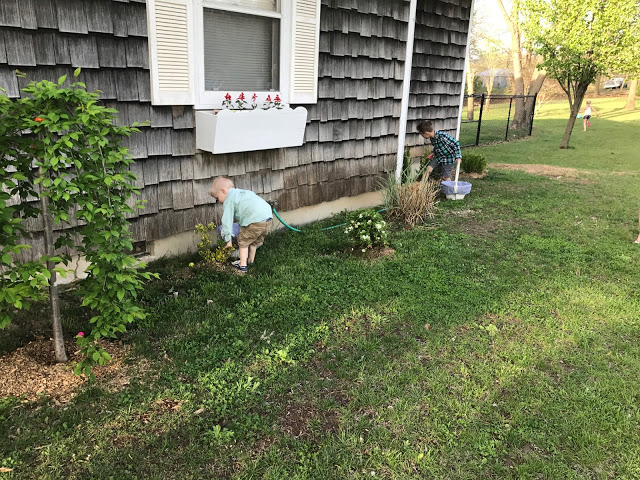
[520,0,639,148]
[0,71,156,377]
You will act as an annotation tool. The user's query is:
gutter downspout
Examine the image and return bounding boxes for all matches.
[455,0,476,140]
[395,0,418,182]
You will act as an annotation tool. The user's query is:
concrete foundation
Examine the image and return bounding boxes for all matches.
[56,190,384,284]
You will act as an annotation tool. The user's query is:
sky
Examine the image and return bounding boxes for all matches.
[472,0,510,46]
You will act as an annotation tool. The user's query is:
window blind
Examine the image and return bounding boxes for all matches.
[203,8,280,91]
[212,0,279,13]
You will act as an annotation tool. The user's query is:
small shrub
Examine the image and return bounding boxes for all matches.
[419,152,441,180]
[401,146,411,184]
[344,209,388,250]
[461,153,486,174]
[381,169,439,228]
[195,223,234,264]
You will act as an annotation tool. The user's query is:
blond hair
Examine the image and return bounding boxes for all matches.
[211,176,234,196]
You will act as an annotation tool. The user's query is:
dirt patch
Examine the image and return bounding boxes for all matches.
[0,337,132,405]
[278,402,340,438]
[458,218,501,237]
[125,398,184,436]
[349,246,395,260]
[460,172,487,179]
[490,163,592,182]
[445,209,479,218]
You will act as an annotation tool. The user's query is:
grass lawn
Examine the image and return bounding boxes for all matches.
[459,100,532,147]
[2,97,640,479]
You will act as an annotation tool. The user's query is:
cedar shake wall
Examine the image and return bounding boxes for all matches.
[0,0,470,257]
[407,0,472,150]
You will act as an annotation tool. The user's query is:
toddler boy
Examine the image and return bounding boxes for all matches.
[210,176,272,273]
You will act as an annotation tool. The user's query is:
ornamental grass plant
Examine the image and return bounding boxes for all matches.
[381,167,439,228]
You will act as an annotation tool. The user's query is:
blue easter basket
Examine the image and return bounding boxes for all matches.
[441,162,472,200]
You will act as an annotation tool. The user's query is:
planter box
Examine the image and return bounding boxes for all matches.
[195,107,308,154]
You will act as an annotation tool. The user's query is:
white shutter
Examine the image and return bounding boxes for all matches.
[289,0,320,104]
[147,0,195,105]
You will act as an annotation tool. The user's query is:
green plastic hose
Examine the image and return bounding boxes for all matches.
[272,207,386,232]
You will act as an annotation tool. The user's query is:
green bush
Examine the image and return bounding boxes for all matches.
[344,209,388,250]
[461,153,487,173]
[401,146,411,184]
[194,222,234,263]
[418,153,438,181]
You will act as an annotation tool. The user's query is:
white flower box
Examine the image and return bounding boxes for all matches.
[195,107,308,154]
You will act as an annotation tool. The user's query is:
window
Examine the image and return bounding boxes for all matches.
[147,0,321,108]
[203,8,280,92]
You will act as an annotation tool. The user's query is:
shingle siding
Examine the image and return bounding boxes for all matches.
[1,0,470,255]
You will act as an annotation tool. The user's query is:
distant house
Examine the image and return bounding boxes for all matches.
[476,68,512,91]
[1,0,473,266]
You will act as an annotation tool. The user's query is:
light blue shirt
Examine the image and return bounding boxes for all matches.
[220,189,272,242]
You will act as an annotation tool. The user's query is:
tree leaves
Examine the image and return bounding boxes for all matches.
[0,75,156,377]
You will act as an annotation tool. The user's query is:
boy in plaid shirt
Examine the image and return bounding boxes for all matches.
[417,120,462,181]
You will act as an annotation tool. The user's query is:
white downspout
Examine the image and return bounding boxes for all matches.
[395,0,418,182]
[455,0,476,140]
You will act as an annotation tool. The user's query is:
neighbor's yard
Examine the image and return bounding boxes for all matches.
[1,97,640,479]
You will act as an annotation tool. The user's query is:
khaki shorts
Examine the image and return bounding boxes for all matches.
[237,220,271,248]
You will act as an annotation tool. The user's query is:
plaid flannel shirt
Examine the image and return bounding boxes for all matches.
[431,131,462,165]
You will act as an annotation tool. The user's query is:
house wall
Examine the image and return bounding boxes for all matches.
[0,0,471,261]
[407,0,471,153]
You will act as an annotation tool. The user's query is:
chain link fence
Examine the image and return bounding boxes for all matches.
[459,94,538,147]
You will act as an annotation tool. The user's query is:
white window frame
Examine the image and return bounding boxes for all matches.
[147,0,319,108]
[193,0,292,110]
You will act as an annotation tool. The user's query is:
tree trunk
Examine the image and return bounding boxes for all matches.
[559,113,578,149]
[497,0,526,128]
[624,78,638,110]
[522,68,547,125]
[39,169,67,363]
[593,75,602,97]
[486,76,494,109]
[510,41,526,125]
[466,56,475,121]
[560,83,589,149]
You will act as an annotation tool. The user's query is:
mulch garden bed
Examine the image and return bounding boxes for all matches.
[0,337,129,405]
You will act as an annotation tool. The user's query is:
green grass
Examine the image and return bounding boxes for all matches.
[2,97,640,479]
[460,101,532,146]
[474,96,640,170]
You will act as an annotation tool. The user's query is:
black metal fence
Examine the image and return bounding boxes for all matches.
[459,94,538,147]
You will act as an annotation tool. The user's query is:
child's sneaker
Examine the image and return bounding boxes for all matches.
[232,260,253,267]
[232,263,248,273]
[587,121,591,127]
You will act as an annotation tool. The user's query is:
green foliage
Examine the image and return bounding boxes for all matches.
[461,152,487,173]
[0,70,156,379]
[343,209,388,250]
[0,91,52,328]
[520,0,640,146]
[401,146,411,184]
[521,0,638,85]
[195,222,234,263]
